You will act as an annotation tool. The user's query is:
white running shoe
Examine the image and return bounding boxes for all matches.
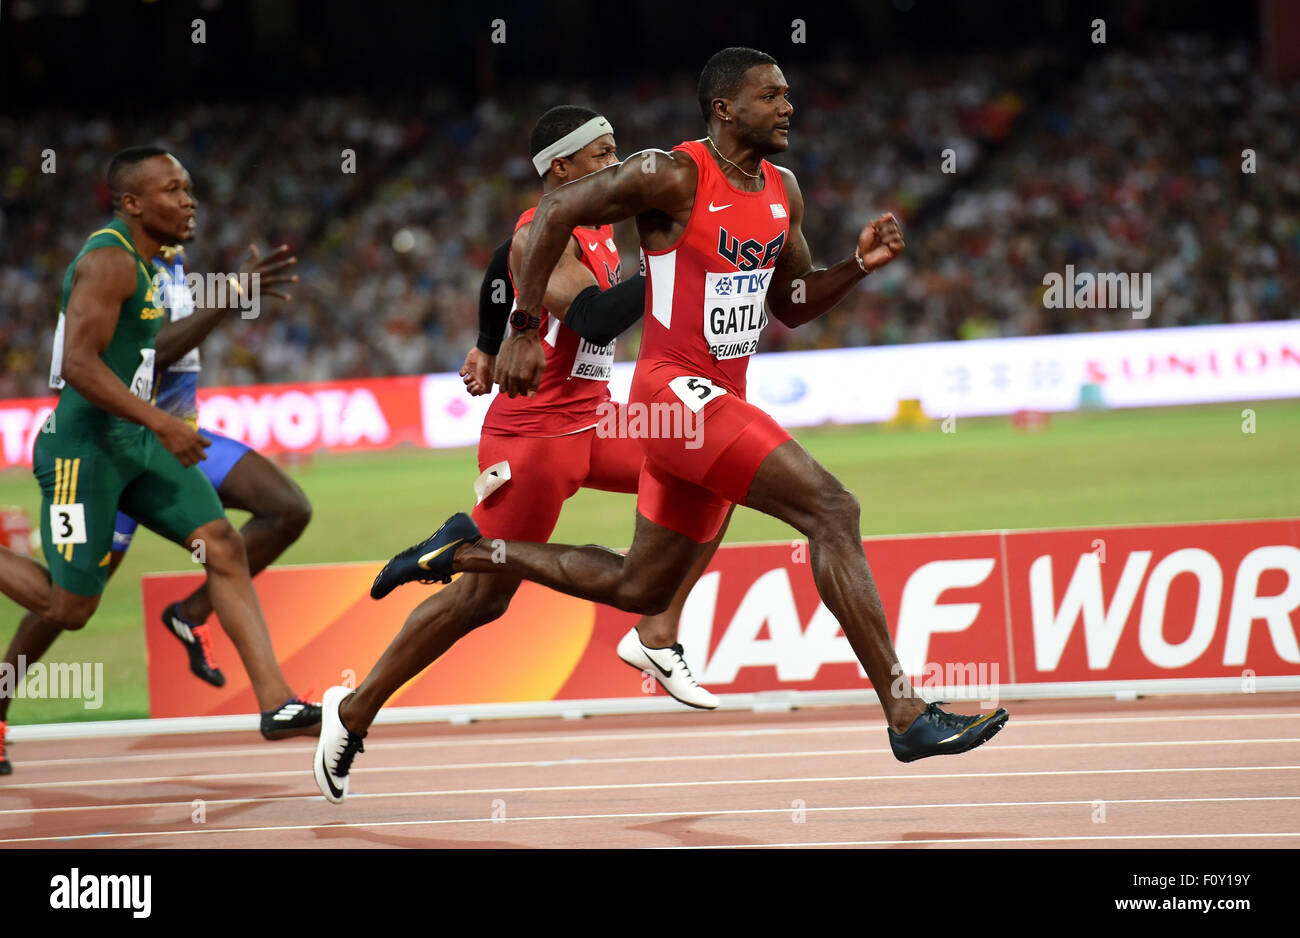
[314,685,366,804]
[616,628,719,710]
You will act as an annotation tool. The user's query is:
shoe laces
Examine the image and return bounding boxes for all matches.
[192,624,219,671]
[335,732,365,776]
[667,644,702,686]
[924,702,970,731]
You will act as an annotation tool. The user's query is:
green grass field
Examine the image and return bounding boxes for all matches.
[2,399,1296,724]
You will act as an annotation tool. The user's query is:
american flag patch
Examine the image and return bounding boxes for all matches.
[606,238,617,252]
[770,203,787,219]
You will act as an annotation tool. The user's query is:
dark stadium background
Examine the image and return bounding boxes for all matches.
[4,0,1296,393]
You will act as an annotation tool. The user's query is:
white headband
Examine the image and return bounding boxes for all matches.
[532,116,613,177]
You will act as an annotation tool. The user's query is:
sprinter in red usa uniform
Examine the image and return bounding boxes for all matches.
[314,106,726,803]
[358,48,1009,780]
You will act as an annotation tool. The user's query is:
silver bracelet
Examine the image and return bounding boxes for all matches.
[854,249,871,274]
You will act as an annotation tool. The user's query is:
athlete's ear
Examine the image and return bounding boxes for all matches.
[119,191,142,218]
[551,157,569,182]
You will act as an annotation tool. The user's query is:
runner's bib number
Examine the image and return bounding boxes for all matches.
[668,375,728,414]
[703,269,771,360]
[129,348,156,402]
[570,337,615,381]
[50,503,87,545]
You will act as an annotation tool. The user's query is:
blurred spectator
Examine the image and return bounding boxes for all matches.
[0,39,1293,398]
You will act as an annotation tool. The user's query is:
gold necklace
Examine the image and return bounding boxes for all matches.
[707,136,761,179]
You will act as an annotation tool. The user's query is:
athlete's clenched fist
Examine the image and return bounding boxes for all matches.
[855,213,905,273]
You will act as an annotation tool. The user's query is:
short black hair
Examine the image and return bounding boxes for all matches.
[529,105,601,164]
[697,47,779,123]
[107,145,170,208]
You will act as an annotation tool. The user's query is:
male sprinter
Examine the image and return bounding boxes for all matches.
[460,175,714,693]
[357,49,1008,778]
[314,107,725,802]
[0,147,317,775]
[34,187,310,691]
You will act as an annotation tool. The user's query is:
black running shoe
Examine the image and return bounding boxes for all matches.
[888,702,1009,763]
[370,512,480,599]
[161,602,226,688]
[260,695,322,740]
[0,721,11,775]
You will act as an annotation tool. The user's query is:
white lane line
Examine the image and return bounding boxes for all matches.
[6,789,1298,820]
[7,737,1299,790]
[2,764,1297,806]
[12,711,1300,768]
[4,797,1299,845]
[665,832,1300,849]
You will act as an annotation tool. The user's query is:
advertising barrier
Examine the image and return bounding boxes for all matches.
[5,320,1299,468]
[142,517,1300,718]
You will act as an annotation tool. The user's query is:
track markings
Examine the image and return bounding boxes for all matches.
[3,797,1299,846]
[4,790,1297,820]
[672,832,1300,849]
[6,737,1300,790]
[10,710,1300,769]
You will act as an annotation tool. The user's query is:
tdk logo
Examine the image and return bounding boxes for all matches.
[50,868,151,918]
[712,271,771,297]
[716,226,785,272]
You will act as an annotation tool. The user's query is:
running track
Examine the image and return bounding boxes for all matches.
[2,693,1298,848]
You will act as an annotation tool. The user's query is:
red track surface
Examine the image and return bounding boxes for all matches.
[2,693,1298,848]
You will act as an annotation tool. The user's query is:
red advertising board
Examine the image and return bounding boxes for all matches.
[142,518,1300,717]
[0,376,442,469]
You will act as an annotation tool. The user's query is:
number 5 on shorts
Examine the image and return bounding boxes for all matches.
[668,375,728,414]
[50,503,88,545]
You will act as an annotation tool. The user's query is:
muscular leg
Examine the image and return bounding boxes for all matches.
[177,451,311,624]
[0,549,101,722]
[454,437,926,733]
[340,572,521,734]
[634,504,734,648]
[455,511,712,618]
[742,439,925,733]
[190,517,295,710]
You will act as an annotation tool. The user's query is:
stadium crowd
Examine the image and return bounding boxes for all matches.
[1,39,1295,398]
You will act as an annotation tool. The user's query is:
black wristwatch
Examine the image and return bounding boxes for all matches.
[510,310,541,332]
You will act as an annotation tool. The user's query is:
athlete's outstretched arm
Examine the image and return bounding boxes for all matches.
[509,222,598,320]
[154,244,297,371]
[493,221,602,397]
[513,150,694,318]
[766,168,905,328]
[153,302,226,372]
[61,249,209,466]
[497,151,694,396]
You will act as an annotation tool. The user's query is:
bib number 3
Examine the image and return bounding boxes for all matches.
[50,503,88,545]
[668,375,728,414]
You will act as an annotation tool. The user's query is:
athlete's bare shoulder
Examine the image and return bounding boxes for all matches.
[540,147,696,232]
[612,147,697,218]
[71,244,138,300]
[772,164,805,220]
